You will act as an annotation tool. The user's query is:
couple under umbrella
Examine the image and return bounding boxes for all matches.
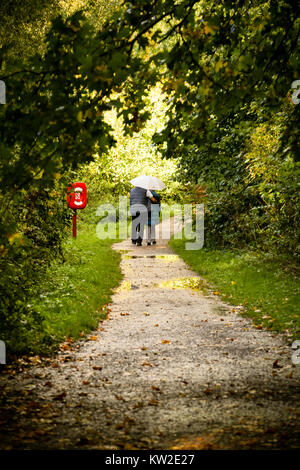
[129,175,165,246]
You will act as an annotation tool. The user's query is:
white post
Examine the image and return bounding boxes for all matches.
[0,340,6,364]
[0,80,6,104]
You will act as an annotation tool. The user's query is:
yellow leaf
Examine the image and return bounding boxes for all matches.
[204,23,218,35]
[69,25,79,32]
[77,111,83,122]
[89,336,97,341]
[8,233,22,244]
[0,245,8,256]
[95,64,107,73]
[161,339,171,344]
[215,60,223,72]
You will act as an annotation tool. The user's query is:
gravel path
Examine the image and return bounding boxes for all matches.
[0,219,299,450]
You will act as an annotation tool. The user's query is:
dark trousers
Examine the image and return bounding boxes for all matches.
[131,211,147,242]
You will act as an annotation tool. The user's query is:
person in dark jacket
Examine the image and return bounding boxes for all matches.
[146,190,161,245]
[130,186,156,245]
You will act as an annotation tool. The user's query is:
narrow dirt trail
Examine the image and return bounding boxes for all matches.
[0,219,299,450]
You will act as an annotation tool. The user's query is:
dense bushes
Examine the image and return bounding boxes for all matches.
[0,187,70,355]
[192,115,300,260]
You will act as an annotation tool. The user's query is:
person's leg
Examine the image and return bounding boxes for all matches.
[147,225,151,245]
[137,221,144,245]
[146,213,151,245]
[131,206,147,246]
[137,208,147,245]
[151,224,156,244]
[131,213,139,243]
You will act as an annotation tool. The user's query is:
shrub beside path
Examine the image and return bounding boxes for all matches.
[0,219,299,449]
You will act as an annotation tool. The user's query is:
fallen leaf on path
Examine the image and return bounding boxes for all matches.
[213,291,220,295]
[24,384,36,390]
[77,437,91,446]
[148,399,159,406]
[82,380,90,385]
[115,423,124,429]
[89,336,97,341]
[53,391,67,400]
[161,340,171,344]
[92,366,102,370]
[44,381,53,387]
[171,434,217,450]
[123,444,139,450]
[141,347,147,350]
[141,362,152,367]
[27,401,39,410]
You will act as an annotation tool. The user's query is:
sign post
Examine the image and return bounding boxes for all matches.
[67,182,87,238]
[72,210,77,238]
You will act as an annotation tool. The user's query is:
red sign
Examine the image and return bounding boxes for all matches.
[67,182,87,210]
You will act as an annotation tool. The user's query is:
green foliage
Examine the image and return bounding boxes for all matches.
[0,186,70,357]
[170,240,300,340]
[0,0,58,60]
[77,86,182,207]
[0,0,119,61]
[0,2,127,355]
[196,111,300,258]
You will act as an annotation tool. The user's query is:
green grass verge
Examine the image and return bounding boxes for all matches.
[169,238,300,341]
[30,224,123,354]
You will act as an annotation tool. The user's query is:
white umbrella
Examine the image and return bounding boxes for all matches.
[129,175,166,190]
